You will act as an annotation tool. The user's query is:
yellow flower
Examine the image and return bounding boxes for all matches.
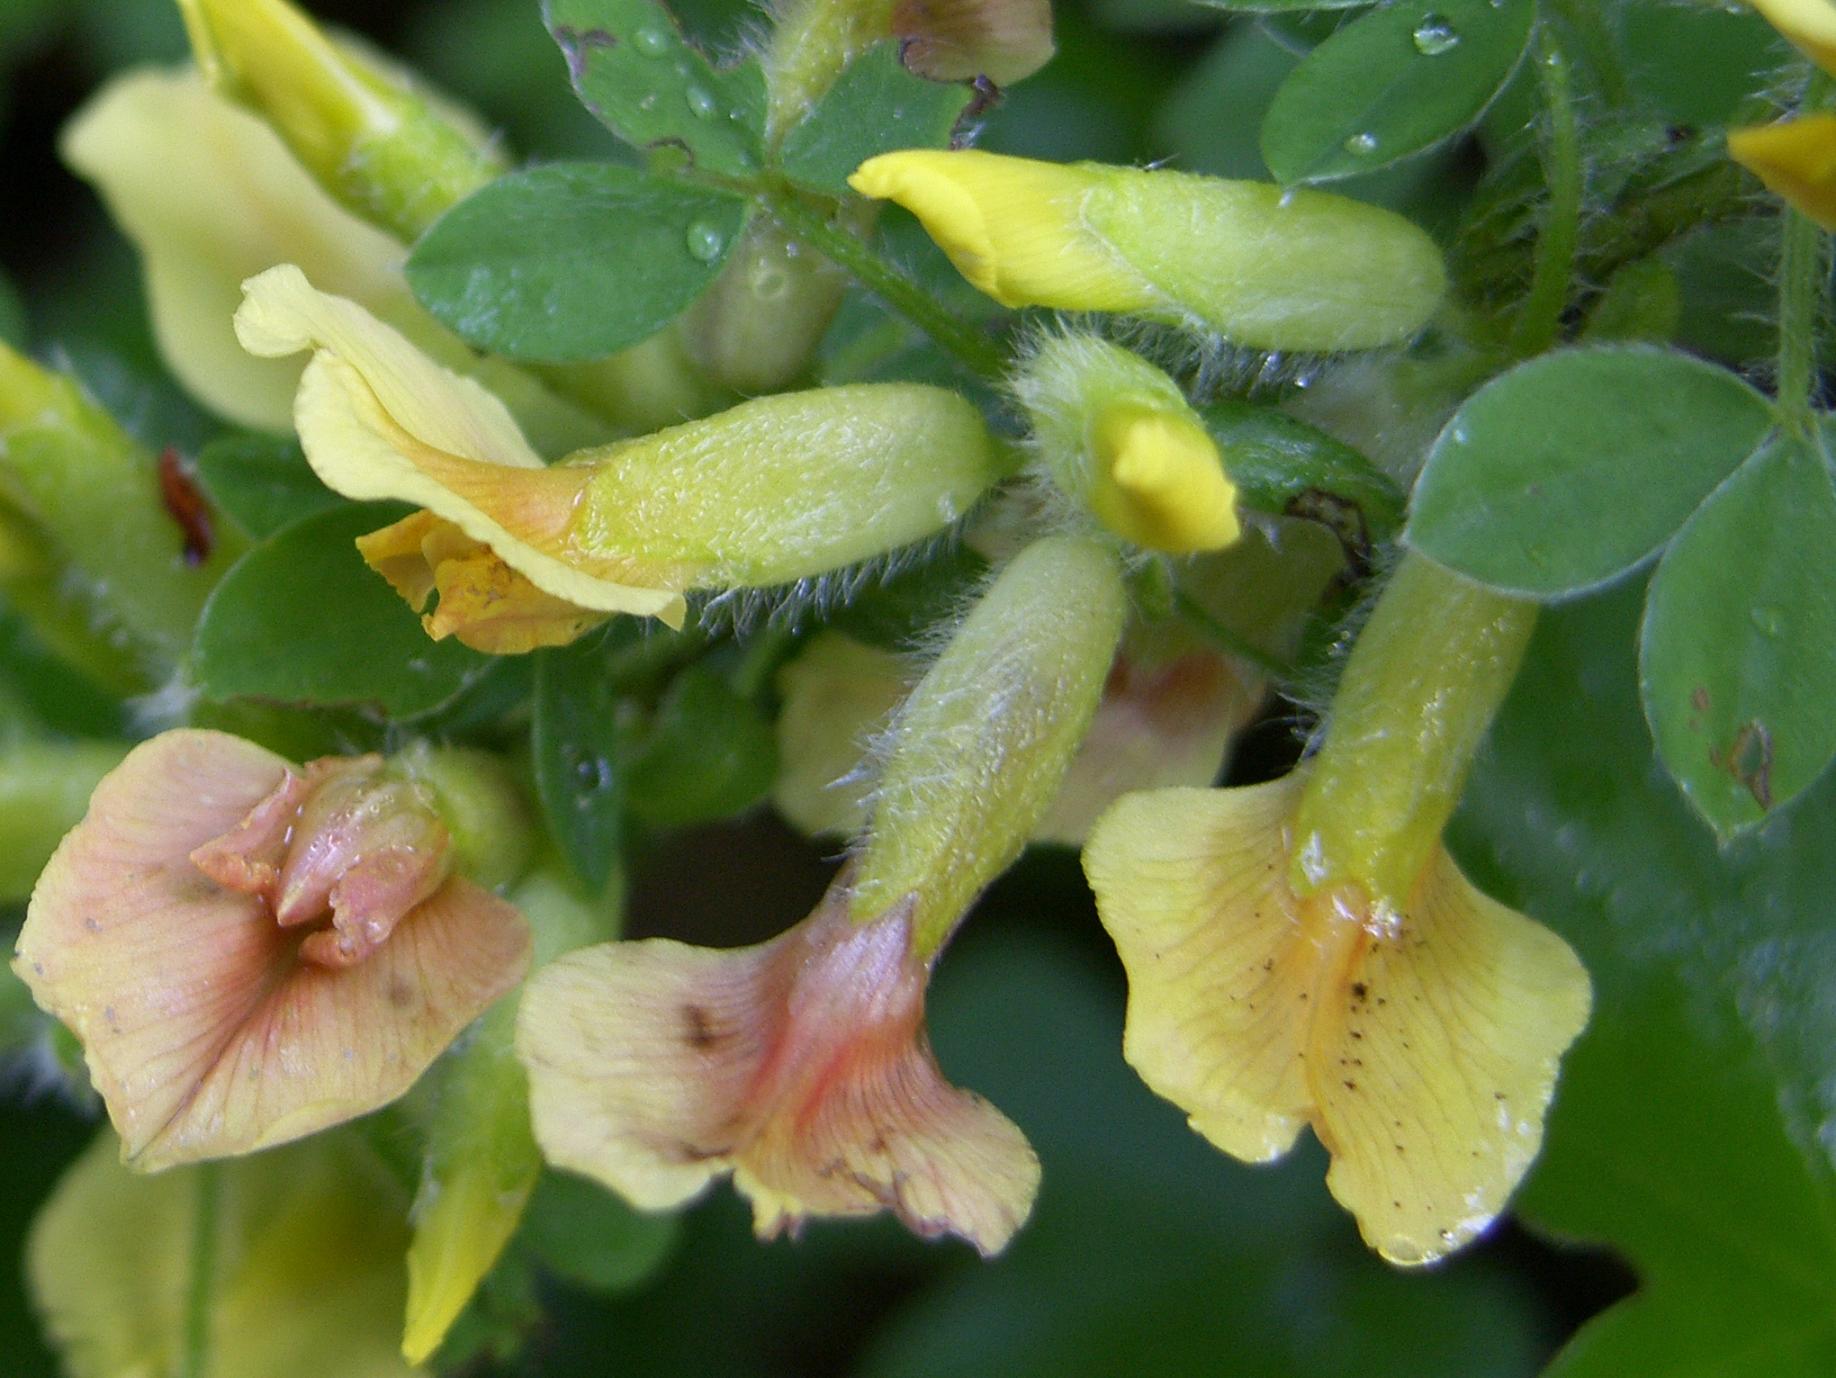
[14,730,530,1171]
[517,877,1039,1254]
[848,150,1447,351]
[1728,1,1836,227]
[30,1130,415,1378]
[234,265,1008,653]
[1083,770,1590,1263]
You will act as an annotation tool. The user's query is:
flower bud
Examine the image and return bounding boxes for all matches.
[1014,333,1238,553]
[177,0,502,241]
[850,534,1128,953]
[849,150,1447,351]
[1727,115,1836,230]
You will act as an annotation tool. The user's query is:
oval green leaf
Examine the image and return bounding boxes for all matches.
[1203,398,1405,549]
[1260,0,1534,183]
[780,43,974,199]
[544,0,766,177]
[193,504,489,716]
[623,666,777,828]
[1407,346,1775,597]
[1640,436,1836,836]
[407,164,748,362]
[193,433,339,541]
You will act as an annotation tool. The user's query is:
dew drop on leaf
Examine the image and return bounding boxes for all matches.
[633,26,671,55]
[685,220,727,261]
[685,85,718,119]
[1411,15,1461,56]
[1343,131,1379,155]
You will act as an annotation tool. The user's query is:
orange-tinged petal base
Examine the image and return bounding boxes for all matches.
[1084,775,1591,1264]
[357,512,612,654]
[15,730,531,1170]
[517,884,1039,1255]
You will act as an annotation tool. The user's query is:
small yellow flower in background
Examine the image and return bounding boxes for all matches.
[235,265,1009,653]
[15,729,529,1171]
[30,1131,414,1378]
[1728,0,1836,227]
[1014,332,1238,554]
[848,150,1447,351]
[1082,556,1591,1263]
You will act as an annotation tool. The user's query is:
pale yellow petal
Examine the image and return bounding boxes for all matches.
[1083,776,1318,1161]
[1728,116,1836,230]
[1309,848,1591,1265]
[1092,404,1240,554]
[1750,0,1836,75]
[772,632,909,838]
[60,68,408,432]
[29,1131,414,1378]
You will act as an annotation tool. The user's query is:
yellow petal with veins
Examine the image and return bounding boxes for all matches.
[1084,776,1317,1162]
[1729,115,1836,230]
[1311,846,1591,1264]
[1749,0,1836,76]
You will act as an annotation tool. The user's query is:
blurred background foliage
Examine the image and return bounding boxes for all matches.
[2,0,1831,1374]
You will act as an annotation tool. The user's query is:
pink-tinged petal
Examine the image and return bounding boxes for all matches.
[15,730,530,1170]
[518,889,1038,1255]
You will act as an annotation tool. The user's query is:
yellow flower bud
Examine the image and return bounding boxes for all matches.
[1014,333,1238,553]
[1747,0,1836,76]
[1728,115,1836,230]
[178,0,501,240]
[849,150,1447,351]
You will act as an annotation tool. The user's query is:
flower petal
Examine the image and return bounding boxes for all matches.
[1309,848,1591,1265]
[1728,115,1836,230]
[1750,0,1836,76]
[16,730,531,1169]
[517,897,1038,1254]
[1082,776,1319,1162]
[238,264,688,626]
[772,632,908,839]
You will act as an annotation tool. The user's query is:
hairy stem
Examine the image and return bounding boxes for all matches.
[1510,30,1584,358]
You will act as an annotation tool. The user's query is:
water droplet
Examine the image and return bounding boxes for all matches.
[638,92,658,111]
[633,26,671,55]
[1277,188,1297,209]
[685,219,726,261]
[572,754,613,792]
[1751,605,1785,636]
[1344,131,1379,155]
[1412,13,1460,54]
[685,85,717,118]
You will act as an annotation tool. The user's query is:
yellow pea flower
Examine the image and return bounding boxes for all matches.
[517,537,1126,1251]
[848,150,1447,351]
[15,730,530,1171]
[1727,1,1836,227]
[1082,556,1591,1263]
[234,265,1007,653]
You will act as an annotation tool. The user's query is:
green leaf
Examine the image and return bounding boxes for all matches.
[1260,0,1533,183]
[1614,2,1789,129]
[0,268,25,349]
[543,0,765,177]
[1453,586,1836,1378]
[623,665,776,827]
[1639,435,1836,836]
[532,630,628,892]
[1203,398,1405,549]
[1191,0,1370,10]
[192,433,339,541]
[779,43,973,198]
[408,164,748,363]
[193,504,490,717]
[520,1170,678,1292]
[1407,347,1776,598]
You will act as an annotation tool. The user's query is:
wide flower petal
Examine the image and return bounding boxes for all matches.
[1083,776,1317,1161]
[15,730,531,1170]
[1310,846,1592,1263]
[1728,115,1836,230]
[236,263,689,628]
[1084,773,1591,1263]
[517,889,1039,1255]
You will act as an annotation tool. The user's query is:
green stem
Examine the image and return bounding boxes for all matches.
[1776,204,1825,434]
[1172,589,1294,682]
[179,1161,223,1378]
[1510,29,1583,358]
[766,191,1011,382]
